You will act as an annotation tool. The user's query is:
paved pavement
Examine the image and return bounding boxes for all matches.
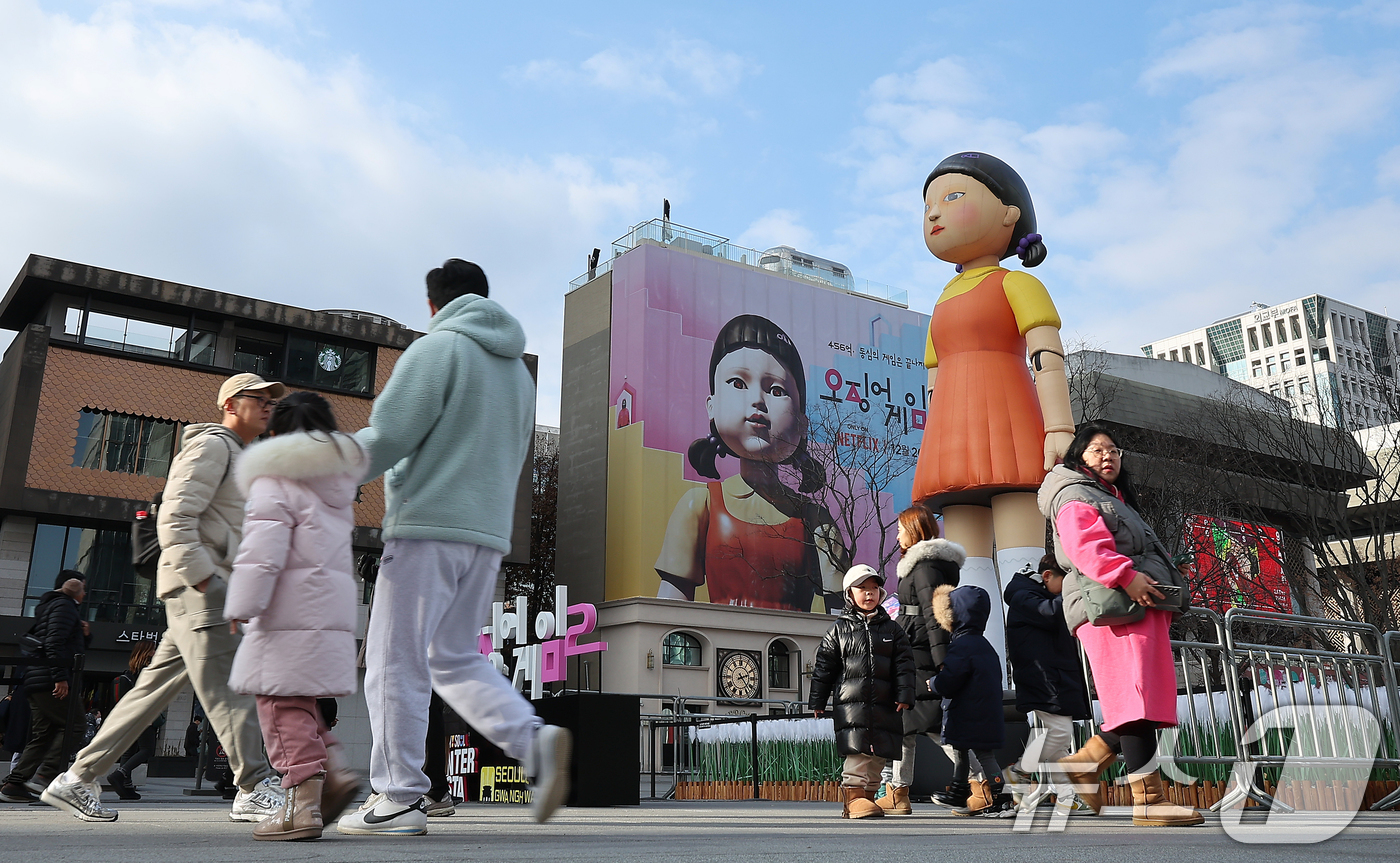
[2,777,1397,862]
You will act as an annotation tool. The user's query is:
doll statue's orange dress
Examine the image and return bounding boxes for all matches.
[912,266,1060,506]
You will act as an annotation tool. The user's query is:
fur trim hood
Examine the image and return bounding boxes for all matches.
[897,538,967,581]
[235,431,367,495]
[931,584,955,633]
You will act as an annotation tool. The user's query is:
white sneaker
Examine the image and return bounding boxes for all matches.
[337,792,428,835]
[230,777,285,822]
[1055,794,1099,816]
[526,725,572,824]
[41,772,118,822]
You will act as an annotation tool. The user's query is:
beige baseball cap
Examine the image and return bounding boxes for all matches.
[216,373,287,408]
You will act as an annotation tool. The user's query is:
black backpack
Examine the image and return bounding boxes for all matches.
[132,491,162,579]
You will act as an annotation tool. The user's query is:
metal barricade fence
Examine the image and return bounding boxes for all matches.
[643,711,839,801]
[1224,608,1400,812]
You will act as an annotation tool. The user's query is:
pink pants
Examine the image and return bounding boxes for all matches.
[255,695,338,789]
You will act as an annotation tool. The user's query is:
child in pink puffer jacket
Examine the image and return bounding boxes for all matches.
[225,392,366,841]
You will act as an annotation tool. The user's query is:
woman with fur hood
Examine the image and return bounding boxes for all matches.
[225,392,365,841]
[876,505,966,815]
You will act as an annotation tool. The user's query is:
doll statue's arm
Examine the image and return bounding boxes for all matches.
[1025,325,1074,470]
[655,487,709,600]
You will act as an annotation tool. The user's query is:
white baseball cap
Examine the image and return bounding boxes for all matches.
[842,564,885,594]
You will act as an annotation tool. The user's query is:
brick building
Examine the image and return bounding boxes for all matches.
[0,255,533,770]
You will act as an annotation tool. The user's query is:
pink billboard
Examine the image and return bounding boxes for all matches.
[603,242,931,613]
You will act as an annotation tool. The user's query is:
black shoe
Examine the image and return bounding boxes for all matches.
[106,769,130,788]
[114,783,141,801]
[0,782,39,803]
[933,781,971,808]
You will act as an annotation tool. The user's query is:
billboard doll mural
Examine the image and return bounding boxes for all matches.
[912,153,1075,683]
[655,314,847,612]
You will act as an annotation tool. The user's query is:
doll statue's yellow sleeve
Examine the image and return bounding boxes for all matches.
[924,325,938,369]
[1002,270,1061,335]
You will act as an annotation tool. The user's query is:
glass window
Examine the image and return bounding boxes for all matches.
[71,308,215,363]
[1280,357,1291,372]
[1262,326,1273,348]
[286,336,372,394]
[768,642,791,689]
[1295,349,1306,365]
[234,333,284,378]
[72,409,179,476]
[1195,343,1206,365]
[1275,320,1287,343]
[1285,382,1296,397]
[1248,328,1259,351]
[1300,379,1311,395]
[1270,386,1281,397]
[176,329,217,365]
[662,632,702,667]
[1251,360,1262,378]
[23,523,162,626]
[1170,350,1179,361]
[1290,316,1302,340]
[1267,359,1276,376]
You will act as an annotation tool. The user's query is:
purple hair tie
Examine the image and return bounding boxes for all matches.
[1016,233,1043,260]
[955,264,963,273]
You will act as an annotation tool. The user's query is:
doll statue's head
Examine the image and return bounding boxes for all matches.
[688,314,825,493]
[922,152,1045,269]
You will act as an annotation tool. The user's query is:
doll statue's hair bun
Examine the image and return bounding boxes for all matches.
[1016,232,1046,268]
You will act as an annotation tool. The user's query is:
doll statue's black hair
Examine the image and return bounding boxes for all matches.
[687,314,826,493]
[924,152,1046,268]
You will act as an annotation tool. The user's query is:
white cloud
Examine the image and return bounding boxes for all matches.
[836,6,1400,354]
[0,1,675,424]
[734,209,815,254]
[510,36,757,102]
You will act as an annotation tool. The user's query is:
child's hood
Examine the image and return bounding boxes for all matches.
[933,584,991,637]
[429,293,526,359]
[235,431,366,508]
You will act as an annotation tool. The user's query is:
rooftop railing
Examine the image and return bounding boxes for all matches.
[568,219,908,308]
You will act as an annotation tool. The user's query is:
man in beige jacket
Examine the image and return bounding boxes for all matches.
[44,374,286,823]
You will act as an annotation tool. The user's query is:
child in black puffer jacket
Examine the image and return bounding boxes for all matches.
[931,583,1010,817]
[810,565,916,819]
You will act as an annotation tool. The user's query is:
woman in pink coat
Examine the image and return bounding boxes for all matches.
[226,392,365,841]
[1038,422,1202,827]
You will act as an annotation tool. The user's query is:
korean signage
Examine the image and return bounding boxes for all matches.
[478,585,607,699]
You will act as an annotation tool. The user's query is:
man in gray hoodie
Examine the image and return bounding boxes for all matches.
[44,374,284,823]
[338,259,570,836]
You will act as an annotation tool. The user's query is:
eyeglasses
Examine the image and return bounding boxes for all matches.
[235,394,279,408]
[1085,446,1123,459]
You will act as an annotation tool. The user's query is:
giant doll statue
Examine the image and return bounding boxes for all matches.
[913,152,1075,684]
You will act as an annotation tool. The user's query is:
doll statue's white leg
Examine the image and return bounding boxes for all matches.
[941,504,1007,688]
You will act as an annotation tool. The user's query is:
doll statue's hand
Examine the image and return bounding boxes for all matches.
[1044,431,1074,471]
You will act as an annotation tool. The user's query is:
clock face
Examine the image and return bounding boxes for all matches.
[318,346,343,372]
[718,651,761,700]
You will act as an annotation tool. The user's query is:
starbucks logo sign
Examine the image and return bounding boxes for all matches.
[318,346,342,372]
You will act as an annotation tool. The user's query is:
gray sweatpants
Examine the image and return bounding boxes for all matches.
[69,577,271,790]
[364,538,541,804]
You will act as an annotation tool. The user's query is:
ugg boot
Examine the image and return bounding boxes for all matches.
[876,784,912,815]
[253,773,324,841]
[952,779,995,817]
[842,786,883,819]
[321,742,362,825]
[1127,772,1205,827]
[1058,736,1116,814]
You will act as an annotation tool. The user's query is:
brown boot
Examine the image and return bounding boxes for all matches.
[876,784,912,815]
[952,779,993,816]
[1058,736,1116,814]
[1128,772,1205,827]
[253,774,324,841]
[321,743,362,825]
[842,786,883,819]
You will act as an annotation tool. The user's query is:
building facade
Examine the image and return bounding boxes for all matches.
[557,219,928,714]
[1141,296,1400,430]
[0,255,534,770]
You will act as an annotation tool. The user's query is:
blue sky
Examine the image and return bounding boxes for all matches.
[3,0,1399,423]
